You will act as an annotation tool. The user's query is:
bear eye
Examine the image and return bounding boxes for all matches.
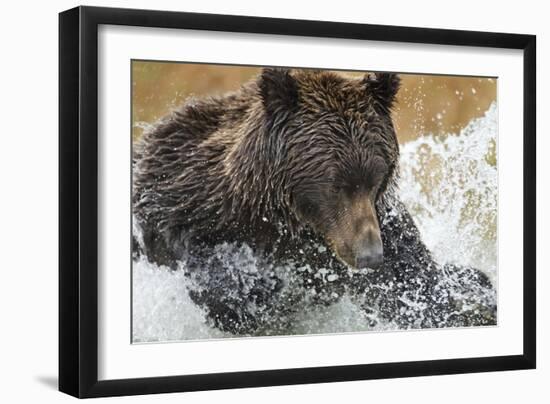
[329,182,344,194]
[299,199,320,218]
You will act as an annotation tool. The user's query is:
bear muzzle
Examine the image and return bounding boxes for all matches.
[333,227,384,270]
[355,237,384,269]
[326,195,384,270]
[332,239,384,270]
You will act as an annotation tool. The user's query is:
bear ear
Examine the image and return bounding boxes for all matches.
[362,72,401,110]
[258,68,299,116]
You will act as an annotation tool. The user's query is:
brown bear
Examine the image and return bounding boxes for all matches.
[133,68,496,335]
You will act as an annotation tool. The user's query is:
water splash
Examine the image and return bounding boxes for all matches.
[399,102,497,283]
[132,256,226,342]
[132,103,498,342]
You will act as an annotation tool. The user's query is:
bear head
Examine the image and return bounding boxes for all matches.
[258,68,401,270]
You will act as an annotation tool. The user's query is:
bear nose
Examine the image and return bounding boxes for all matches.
[356,247,383,269]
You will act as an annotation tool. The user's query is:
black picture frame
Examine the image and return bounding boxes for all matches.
[59,5,536,398]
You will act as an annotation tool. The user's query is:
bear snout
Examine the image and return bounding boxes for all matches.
[355,239,384,269]
[330,224,384,270]
[327,194,384,270]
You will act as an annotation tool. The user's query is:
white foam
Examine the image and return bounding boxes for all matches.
[132,256,226,342]
[399,103,498,283]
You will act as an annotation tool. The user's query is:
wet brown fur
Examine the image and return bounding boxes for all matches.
[133,69,400,267]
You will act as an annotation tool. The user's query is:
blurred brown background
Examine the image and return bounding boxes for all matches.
[132,61,496,142]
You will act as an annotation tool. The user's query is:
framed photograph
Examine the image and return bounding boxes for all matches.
[59,6,536,398]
